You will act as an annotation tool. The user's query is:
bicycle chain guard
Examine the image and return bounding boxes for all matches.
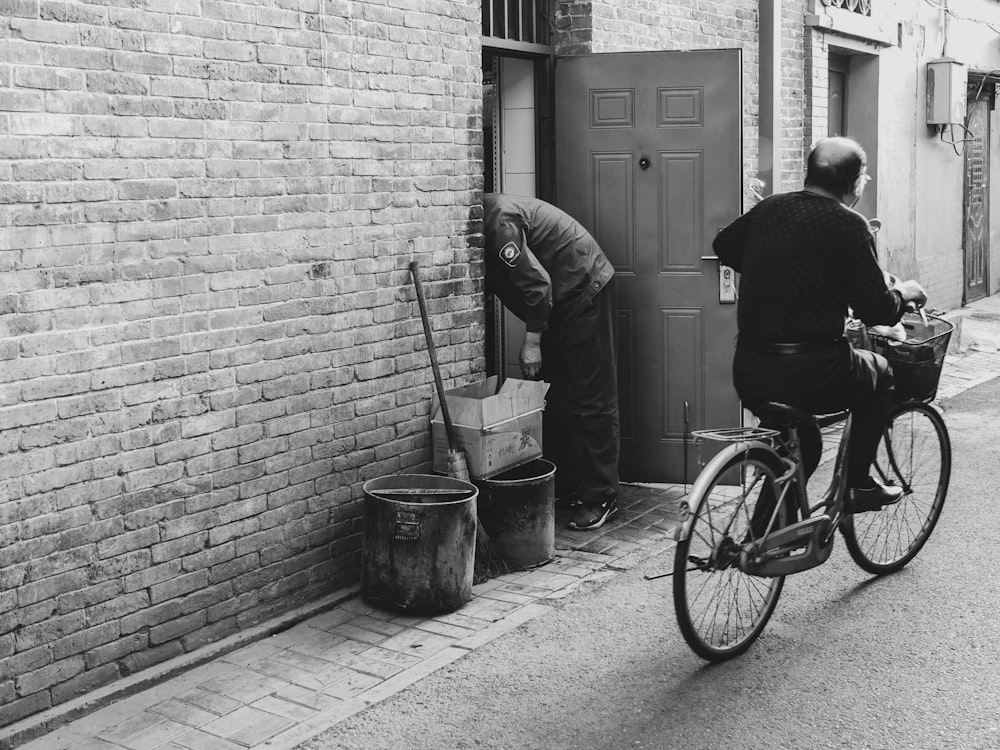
[741,515,835,577]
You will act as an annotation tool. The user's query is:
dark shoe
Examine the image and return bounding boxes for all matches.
[568,499,618,531]
[846,478,904,513]
[556,491,583,510]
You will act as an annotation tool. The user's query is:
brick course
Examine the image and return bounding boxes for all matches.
[0,0,483,727]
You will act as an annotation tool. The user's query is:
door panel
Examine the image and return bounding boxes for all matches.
[556,49,742,482]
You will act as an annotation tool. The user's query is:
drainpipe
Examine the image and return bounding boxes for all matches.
[758,0,782,196]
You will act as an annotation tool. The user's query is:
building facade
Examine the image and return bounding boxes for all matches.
[1,0,998,731]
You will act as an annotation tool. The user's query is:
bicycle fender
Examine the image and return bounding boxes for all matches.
[673,440,779,543]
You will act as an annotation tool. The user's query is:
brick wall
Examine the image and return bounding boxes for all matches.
[0,0,484,727]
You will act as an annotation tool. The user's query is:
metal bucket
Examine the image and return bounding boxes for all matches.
[362,474,478,613]
[477,459,556,568]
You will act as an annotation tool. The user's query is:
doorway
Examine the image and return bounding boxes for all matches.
[482,51,551,380]
[554,49,743,482]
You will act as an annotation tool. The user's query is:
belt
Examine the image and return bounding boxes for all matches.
[737,336,845,355]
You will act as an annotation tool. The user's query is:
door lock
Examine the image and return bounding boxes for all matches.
[719,265,736,304]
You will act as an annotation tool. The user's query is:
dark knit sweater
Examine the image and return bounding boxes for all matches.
[713,190,904,342]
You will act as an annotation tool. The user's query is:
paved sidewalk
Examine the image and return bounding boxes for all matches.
[5,326,999,750]
[6,485,684,750]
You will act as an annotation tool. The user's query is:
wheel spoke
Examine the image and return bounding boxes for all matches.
[842,403,949,573]
[674,449,786,661]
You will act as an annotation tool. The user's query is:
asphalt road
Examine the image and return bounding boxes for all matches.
[299,377,1000,750]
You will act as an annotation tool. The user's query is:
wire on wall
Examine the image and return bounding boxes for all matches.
[945,69,1000,156]
[922,0,1000,37]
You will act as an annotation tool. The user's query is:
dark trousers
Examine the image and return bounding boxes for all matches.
[540,279,620,505]
[733,339,894,485]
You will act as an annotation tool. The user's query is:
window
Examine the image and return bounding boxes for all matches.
[482,0,552,45]
[824,0,871,16]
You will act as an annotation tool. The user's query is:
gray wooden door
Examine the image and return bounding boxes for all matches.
[555,49,743,482]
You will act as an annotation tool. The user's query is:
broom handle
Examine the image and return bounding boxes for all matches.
[409,261,459,450]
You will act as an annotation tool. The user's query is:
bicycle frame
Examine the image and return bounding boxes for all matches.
[674,411,855,578]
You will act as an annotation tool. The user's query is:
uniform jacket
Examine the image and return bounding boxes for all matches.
[483,193,615,332]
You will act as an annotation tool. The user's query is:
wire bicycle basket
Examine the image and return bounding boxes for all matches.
[861,313,954,402]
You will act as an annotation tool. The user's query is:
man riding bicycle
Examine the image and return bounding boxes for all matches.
[713,137,927,513]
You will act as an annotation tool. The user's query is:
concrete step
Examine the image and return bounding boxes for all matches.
[938,297,1000,354]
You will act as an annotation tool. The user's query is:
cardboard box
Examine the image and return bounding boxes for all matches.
[431,376,549,479]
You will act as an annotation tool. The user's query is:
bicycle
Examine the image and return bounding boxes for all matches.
[671,312,953,662]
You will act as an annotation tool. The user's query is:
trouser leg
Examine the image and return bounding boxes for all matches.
[542,281,620,505]
[845,352,895,486]
[540,337,577,499]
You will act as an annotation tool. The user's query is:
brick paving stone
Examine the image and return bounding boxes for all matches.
[174,687,244,716]
[493,581,550,595]
[543,553,607,575]
[320,670,383,701]
[272,684,343,711]
[650,518,678,533]
[56,738,122,750]
[148,698,219,728]
[250,695,320,722]
[219,640,285,669]
[262,648,334,674]
[347,614,409,637]
[95,712,163,744]
[433,610,495,630]
[470,577,507,595]
[288,663,359,692]
[300,608,357,632]
[280,625,348,652]
[377,629,456,658]
[621,496,667,513]
[201,705,294,747]
[607,524,657,544]
[286,633,368,664]
[515,570,579,591]
[167,729,246,750]
[597,539,643,557]
[253,656,317,683]
[456,596,522,622]
[557,549,613,564]
[387,613,426,627]
[576,538,618,554]
[99,715,190,750]
[337,599,379,616]
[534,562,596,577]
[198,667,288,704]
[342,644,423,672]
[329,623,388,645]
[477,587,539,605]
[412,618,478,639]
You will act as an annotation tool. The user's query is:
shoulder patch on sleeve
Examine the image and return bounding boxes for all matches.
[499,241,521,268]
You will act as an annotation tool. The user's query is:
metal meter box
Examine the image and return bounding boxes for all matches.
[926,57,967,125]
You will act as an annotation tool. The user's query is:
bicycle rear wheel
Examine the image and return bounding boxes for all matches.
[673,447,788,662]
[841,401,950,574]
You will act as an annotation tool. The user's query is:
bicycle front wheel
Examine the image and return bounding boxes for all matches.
[673,447,788,662]
[841,401,950,574]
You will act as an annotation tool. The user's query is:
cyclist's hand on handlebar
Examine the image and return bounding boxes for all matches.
[895,279,927,310]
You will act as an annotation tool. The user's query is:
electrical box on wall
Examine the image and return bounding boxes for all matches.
[926,57,968,125]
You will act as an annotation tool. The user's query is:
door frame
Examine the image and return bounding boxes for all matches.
[482,46,555,380]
